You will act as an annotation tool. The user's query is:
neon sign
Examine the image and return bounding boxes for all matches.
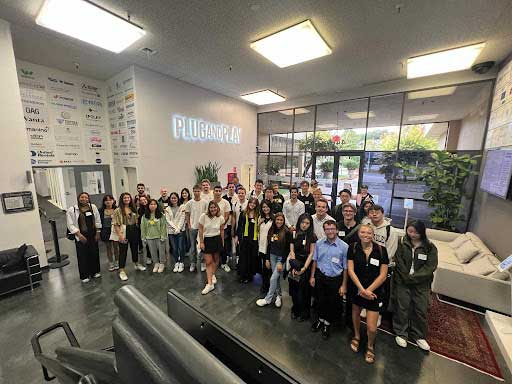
[172,114,241,144]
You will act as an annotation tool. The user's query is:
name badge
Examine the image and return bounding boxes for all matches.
[418,253,427,261]
[331,257,339,264]
[164,203,168,207]
[271,234,279,242]
[338,231,345,237]
[370,258,380,267]
[85,212,92,216]
[250,218,255,223]
[302,239,306,246]
[305,201,309,205]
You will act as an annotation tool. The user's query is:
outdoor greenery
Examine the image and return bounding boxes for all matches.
[194,161,221,185]
[319,160,334,172]
[398,151,480,230]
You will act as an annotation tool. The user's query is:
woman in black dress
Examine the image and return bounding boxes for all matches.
[348,224,389,364]
[236,197,260,283]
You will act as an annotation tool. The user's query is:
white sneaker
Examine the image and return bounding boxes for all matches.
[201,284,215,295]
[221,264,231,272]
[119,270,128,281]
[173,263,179,273]
[360,308,367,318]
[212,274,217,284]
[158,263,165,273]
[189,263,196,272]
[275,296,282,308]
[395,336,407,348]
[178,262,185,273]
[153,264,159,273]
[81,278,90,283]
[146,258,152,265]
[108,263,116,272]
[135,263,146,271]
[256,298,270,307]
[416,339,430,351]
[377,315,382,327]
[114,262,119,270]
[201,263,206,272]
[93,273,101,278]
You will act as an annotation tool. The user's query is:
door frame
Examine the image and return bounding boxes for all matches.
[311,151,365,210]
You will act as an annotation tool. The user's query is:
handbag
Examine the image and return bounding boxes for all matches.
[109,224,126,241]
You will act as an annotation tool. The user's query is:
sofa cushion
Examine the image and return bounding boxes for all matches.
[454,240,480,263]
[448,234,469,249]
[431,240,461,265]
[489,270,511,281]
[462,256,496,276]
[465,232,494,259]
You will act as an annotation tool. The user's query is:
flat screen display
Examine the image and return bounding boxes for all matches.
[480,150,512,199]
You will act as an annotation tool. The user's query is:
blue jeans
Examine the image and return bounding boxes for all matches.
[169,232,185,262]
[188,228,200,264]
[264,253,282,302]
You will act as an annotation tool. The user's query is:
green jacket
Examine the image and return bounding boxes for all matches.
[394,236,438,285]
[140,214,167,241]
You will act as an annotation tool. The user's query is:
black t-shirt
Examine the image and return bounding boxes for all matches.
[348,241,389,295]
[268,230,293,257]
[336,221,360,245]
[293,232,317,261]
[223,194,235,211]
[298,193,315,215]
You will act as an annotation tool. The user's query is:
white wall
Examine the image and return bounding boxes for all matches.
[133,66,257,193]
[0,19,46,266]
[456,87,490,150]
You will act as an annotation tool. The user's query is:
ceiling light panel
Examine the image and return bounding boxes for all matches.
[250,20,332,68]
[407,114,439,122]
[407,43,485,79]
[279,108,310,115]
[407,87,457,99]
[241,90,286,105]
[36,0,146,53]
[345,111,375,119]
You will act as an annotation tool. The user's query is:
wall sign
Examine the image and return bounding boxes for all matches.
[172,114,241,144]
[1,191,34,214]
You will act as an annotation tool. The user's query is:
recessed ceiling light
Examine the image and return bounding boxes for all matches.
[36,0,145,53]
[408,87,457,99]
[241,90,286,105]
[407,114,439,122]
[345,111,375,119]
[316,123,338,129]
[250,20,332,68]
[407,43,485,79]
[279,108,310,115]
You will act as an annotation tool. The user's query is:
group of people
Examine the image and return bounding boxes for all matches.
[66,178,438,364]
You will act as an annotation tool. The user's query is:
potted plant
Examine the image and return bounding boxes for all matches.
[194,161,221,186]
[342,158,359,179]
[400,151,480,231]
[319,160,334,178]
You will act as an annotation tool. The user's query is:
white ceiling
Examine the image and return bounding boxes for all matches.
[1,0,512,104]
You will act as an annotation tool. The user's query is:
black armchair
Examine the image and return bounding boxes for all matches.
[0,244,42,296]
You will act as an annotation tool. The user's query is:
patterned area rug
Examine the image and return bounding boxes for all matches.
[378,294,503,379]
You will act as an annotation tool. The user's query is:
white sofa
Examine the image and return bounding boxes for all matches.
[425,229,511,315]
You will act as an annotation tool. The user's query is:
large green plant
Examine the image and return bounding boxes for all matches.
[319,160,334,172]
[406,152,480,231]
[194,161,221,185]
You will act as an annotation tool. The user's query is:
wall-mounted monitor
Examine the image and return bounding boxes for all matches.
[480,149,512,199]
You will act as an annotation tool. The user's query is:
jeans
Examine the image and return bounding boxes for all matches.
[188,228,200,264]
[222,226,232,264]
[264,253,282,302]
[169,232,185,262]
[145,238,166,264]
[118,224,139,268]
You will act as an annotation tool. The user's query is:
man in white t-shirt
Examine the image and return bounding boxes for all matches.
[200,179,213,202]
[312,198,335,240]
[283,186,305,232]
[186,184,208,272]
[249,179,264,203]
[213,185,231,272]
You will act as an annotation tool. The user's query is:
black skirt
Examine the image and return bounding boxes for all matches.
[352,293,383,312]
[100,227,111,242]
[203,235,223,254]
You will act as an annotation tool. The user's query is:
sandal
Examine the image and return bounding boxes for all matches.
[365,346,375,364]
[350,337,360,353]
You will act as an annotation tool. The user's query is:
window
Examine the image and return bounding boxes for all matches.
[366,94,403,151]
[361,152,392,214]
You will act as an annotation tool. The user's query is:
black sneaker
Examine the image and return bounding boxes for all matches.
[321,324,330,340]
[311,320,322,332]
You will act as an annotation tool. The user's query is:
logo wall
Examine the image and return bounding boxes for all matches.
[18,61,108,166]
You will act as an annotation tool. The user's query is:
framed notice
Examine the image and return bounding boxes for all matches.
[1,191,34,214]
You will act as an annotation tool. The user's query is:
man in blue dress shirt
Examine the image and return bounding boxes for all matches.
[309,219,348,339]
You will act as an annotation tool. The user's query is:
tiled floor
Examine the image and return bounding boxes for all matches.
[0,239,510,384]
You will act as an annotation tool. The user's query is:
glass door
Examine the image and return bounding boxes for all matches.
[312,152,363,211]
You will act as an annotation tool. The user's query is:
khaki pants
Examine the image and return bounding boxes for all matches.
[393,282,431,340]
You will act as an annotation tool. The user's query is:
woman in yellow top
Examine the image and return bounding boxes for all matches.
[141,199,168,273]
